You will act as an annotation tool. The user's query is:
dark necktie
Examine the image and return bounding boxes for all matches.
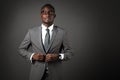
[44,28,50,51]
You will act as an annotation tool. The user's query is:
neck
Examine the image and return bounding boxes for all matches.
[43,23,53,27]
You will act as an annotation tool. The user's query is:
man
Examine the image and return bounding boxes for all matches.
[18,4,73,80]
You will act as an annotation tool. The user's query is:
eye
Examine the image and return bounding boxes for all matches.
[41,10,44,13]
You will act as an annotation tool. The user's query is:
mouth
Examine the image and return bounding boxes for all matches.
[44,18,51,22]
[45,18,49,21]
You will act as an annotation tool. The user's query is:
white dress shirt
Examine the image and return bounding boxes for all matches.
[30,24,64,62]
[41,24,53,44]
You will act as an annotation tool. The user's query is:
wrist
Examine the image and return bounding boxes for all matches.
[59,54,62,59]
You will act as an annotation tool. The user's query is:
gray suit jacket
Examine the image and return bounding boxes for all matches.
[18,25,73,80]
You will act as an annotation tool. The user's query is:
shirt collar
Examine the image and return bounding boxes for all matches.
[41,24,54,31]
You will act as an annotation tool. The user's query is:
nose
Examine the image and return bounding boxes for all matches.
[46,13,50,17]
[45,12,51,17]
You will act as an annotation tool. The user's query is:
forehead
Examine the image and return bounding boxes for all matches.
[41,6,54,12]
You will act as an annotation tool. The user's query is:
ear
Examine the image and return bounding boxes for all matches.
[54,14,56,18]
[40,13,42,18]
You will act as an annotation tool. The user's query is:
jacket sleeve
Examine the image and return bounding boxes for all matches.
[61,31,73,61]
[18,30,33,60]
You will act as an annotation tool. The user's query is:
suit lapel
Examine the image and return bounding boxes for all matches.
[38,27,46,53]
[46,26,58,53]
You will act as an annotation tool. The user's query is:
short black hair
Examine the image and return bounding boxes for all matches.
[41,4,55,13]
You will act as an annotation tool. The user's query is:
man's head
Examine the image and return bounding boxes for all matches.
[40,4,56,27]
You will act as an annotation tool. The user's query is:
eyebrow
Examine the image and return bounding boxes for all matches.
[41,9,55,13]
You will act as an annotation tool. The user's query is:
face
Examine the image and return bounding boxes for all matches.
[40,7,56,26]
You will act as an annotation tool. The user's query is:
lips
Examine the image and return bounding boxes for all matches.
[44,18,51,22]
[45,18,49,21]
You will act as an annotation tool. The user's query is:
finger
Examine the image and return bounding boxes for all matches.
[46,57,51,62]
[45,58,49,62]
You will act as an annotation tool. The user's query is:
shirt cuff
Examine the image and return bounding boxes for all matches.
[30,53,35,63]
[59,54,64,60]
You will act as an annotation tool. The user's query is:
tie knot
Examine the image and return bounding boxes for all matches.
[46,28,49,32]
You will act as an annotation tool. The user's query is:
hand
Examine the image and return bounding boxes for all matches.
[32,53,45,61]
[45,54,59,62]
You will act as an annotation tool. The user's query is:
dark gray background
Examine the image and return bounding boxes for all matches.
[0,0,120,80]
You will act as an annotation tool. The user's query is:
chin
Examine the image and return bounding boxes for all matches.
[44,21,52,24]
